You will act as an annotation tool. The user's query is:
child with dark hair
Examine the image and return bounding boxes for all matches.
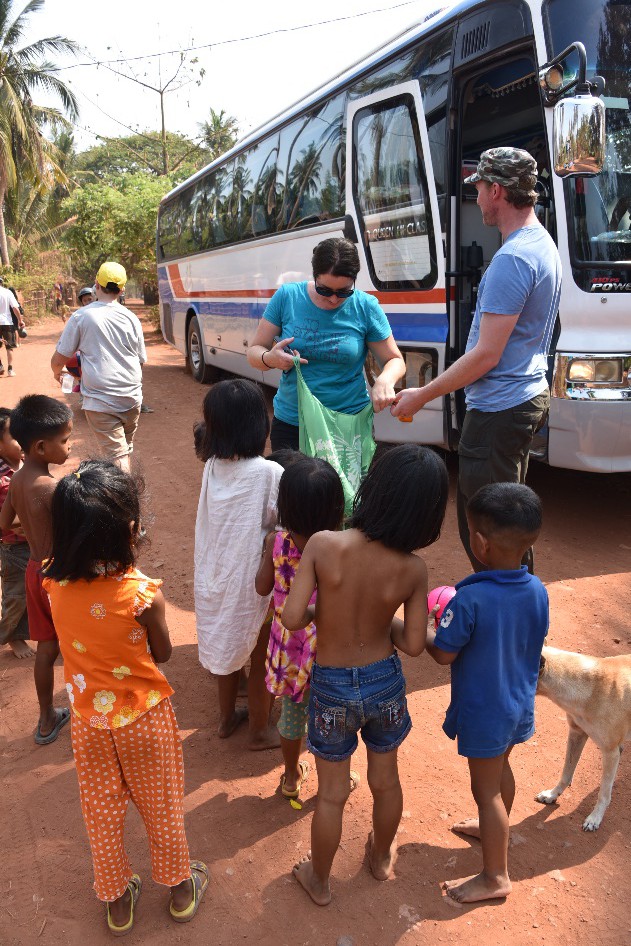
[194,379,284,749]
[426,481,548,905]
[256,457,345,799]
[282,444,449,905]
[0,395,72,743]
[0,408,32,658]
[43,460,207,935]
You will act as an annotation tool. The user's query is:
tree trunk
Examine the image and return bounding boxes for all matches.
[0,186,10,266]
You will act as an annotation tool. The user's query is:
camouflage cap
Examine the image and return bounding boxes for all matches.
[464,147,537,195]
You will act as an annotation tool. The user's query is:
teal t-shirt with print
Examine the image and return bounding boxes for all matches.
[264,282,391,426]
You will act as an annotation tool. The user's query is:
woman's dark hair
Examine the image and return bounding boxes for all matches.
[311,238,360,281]
[349,444,448,553]
[467,482,542,535]
[197,379,269,461]
[44,460,144,582]
[277,457,344,536]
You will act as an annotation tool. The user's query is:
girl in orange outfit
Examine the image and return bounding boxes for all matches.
[43,460,208,936]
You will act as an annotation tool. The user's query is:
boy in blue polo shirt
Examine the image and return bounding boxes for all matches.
[426,482,548,905]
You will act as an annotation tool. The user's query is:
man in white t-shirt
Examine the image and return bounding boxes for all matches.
[50,262,147,472]
[0,279,25,377]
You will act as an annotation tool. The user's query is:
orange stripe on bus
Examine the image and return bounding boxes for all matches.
[167,265,451,303]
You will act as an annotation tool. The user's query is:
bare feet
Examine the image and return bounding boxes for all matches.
[443,872,511,903]
[292,853,331,906]
[218,706,248,738]
[368,830,397,881]
[248,724,281,751]
[8,640,34,659]
[451,817,481,839]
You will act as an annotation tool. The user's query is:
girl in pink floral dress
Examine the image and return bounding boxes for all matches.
[256,457,344,798]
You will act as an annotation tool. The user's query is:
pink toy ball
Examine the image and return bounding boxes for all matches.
[427,585,456,623]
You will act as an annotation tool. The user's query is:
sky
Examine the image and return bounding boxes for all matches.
[26,0,443,153]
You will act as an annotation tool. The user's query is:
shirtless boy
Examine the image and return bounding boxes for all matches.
[426,482,548,904]
[0,396,73,743]
[0,408,33,658]
[282,444,448,905]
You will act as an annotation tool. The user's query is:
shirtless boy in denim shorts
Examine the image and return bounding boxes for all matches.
[283,444,448,905]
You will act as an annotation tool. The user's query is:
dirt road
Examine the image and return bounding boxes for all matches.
[1,316,630,946]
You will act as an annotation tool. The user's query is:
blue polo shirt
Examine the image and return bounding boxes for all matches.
[264,282,391,427]
[464,225,561,411]
[434,567,549,758]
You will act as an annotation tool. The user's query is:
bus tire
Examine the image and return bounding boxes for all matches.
[187,315,218,384]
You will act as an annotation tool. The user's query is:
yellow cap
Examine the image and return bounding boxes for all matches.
[96,261,127,291]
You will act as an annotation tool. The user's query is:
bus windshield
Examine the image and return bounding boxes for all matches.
[544,0,631,266]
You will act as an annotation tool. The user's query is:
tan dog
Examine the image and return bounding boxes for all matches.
[536,645,631,831]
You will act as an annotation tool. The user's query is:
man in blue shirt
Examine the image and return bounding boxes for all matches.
[392,148,561,572]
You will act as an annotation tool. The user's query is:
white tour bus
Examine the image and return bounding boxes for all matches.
[157,0,630,473]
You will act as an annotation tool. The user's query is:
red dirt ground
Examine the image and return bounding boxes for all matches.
[1,315,630,946]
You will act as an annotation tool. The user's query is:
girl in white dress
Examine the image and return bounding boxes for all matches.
[194,379,283,748]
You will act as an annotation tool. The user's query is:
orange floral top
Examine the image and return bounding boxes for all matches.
[43,567,173,730]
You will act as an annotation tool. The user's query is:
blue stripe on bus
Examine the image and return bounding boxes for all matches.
[158,282,448,344]
[386,312,448,343]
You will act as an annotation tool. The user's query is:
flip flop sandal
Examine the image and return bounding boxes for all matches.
[169,861,209,923]
[107,874,142,937]
[34,707,70,746]
[350,770,361,793]
[281,759,310,799]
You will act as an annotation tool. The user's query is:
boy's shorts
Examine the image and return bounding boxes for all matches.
[0,326,17,349]
[25,559,57,642]
[278,692,309,740]
[307,652,411,762]
[0,542,29,644]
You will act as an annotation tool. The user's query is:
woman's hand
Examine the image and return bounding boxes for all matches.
[370,378,397,413]
[264,337,308,372]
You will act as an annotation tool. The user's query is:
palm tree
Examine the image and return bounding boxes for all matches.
[3,169,76,266]
[198,108,239,161]
[0,0,79,264]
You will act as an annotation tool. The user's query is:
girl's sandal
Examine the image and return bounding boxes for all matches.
[106,874,142,937]
[169,861,209,923]
[281,759,310,799]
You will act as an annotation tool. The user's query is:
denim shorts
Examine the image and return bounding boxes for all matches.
[307,653,412,762]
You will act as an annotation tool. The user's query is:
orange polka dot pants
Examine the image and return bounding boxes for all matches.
[71,697,191,902]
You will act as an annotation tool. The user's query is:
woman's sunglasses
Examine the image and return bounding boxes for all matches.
[315,281,355,299]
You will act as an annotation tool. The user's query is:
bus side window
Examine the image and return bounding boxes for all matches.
[276,92,346,232]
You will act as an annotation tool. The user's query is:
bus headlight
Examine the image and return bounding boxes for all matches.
[567,358,623,384]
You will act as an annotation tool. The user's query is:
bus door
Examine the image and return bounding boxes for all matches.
[452,54,556,439]
[345,81,447,446]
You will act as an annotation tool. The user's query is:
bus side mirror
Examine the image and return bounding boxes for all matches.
[552,93,605,178]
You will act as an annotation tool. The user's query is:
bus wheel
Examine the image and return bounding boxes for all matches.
[187,316,218,383]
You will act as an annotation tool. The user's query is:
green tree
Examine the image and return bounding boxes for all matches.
[61,173,175,286]
[76,131,205,182]
[3,172,75,267]
[0,0,79,264]
[198,108,239,160]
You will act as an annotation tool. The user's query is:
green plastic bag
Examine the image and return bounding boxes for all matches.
[295,358,376,517]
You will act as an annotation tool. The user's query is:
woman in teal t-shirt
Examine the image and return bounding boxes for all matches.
[247,238,405,451]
